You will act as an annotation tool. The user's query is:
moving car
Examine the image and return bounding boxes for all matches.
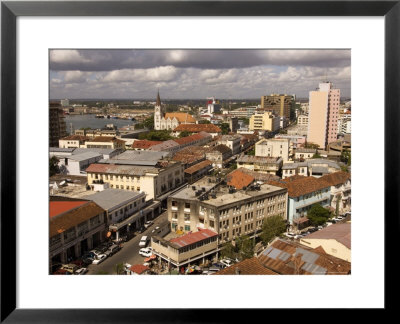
[139,247,153,257]
[60,264,79,274]
[92,254,107,265]
[139,236,149,247]
[144,221,153,228]
[151,226,160,234]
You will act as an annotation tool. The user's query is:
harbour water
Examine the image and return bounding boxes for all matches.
[65,114,136,134]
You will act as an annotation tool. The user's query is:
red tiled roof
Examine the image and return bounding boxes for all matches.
[184,160,213,175]
[49,201,88,218]
[319,171,351,187]
[213,257,278,275]
[268,175,331,197]
[49,201,105,237]
[173,124,222,133]
[164,112,196,123]
[132,140,162,149]
[227,169,255,190]
[129,264,149,274]
[170,229,218,248]
[60,135,89,141]
[173,132,211,145]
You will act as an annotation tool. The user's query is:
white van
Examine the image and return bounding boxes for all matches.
[139,236,149,247]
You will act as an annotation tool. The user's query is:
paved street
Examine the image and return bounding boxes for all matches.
[87,210,168,275]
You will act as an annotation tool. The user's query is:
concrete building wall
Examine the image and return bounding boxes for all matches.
[307,91,328,149]
[255,139,290,162]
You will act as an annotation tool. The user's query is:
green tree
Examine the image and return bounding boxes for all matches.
[49,156,59,177]
[306,204,332,226]
[341,149,351,165]
[260,215,287,245]
[115,263,125,275]
[235,235,254,260]
[340,165,349,172]
[178,131,193,138]
[246,148,255,156]
[198,120,211,124]
[95,270,109,275]
[220,123,230,135]
[304,142,320,149]
[220,242,237,260]
[312,152,321,159]
[143,115,154,130]
[139,130,173,141]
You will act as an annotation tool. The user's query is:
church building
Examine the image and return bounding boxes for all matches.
[154,91,196,130]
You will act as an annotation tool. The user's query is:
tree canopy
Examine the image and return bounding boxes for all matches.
[49,156,59,177]
[138,130,173,141]
[260,215,287,245]
[306,204,332,226]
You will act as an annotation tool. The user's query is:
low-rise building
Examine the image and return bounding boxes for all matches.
[86,160,184,201]
[83,189,149,239]
[297,114,309,126]
[131,140,163,151]
[274,134,306,152]
[237,155,283,175]
[216,135,242,155]
[255,138,290,162]
[205,144,232,168]
[300,223,351,262]
[84,136,126,150]
[59,135,90,148]
[294,148,317,160]
[184,160,213,184]
[268,175,331,225]
[57,151,103,176]
[226,168,255,190]
[172,124,222,138]
[322,171,351,214]
[49,199,106,273]
[282,159,341,179]
[257,238,351,274]
[151,228,219,269]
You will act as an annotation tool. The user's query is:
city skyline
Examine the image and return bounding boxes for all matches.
[50,49,351,100]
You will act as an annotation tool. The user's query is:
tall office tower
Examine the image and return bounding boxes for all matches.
[307,82,340,149]
[260,94,294,119]
[49,102,67,147]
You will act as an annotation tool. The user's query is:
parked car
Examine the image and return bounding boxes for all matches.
[308,228,318,233]
[92,254,107,265]
[60,264,79,274]
[220,259,233,267]
[139,247,153,257]
[75,267,88,275]
[284,232,296,238]
[212,262,226,270]
[151,226,161,234]
[208,266,221,273]
[138,226,146,234]
[144,221,153,228]
[89,250,104,259]
[139,236,149,247]
[104,244,121,257]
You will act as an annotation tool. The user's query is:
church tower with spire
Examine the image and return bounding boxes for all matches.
[154,90,163,130]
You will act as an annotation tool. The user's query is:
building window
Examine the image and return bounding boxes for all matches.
[185,203,190,209]
[172,201,178,207]
[184,213,190,221]
[184,225,190,231]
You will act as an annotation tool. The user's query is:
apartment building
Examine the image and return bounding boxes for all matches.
[216,135,242,155]
[59,135,90,148]
[260,94,294,119]
[249,112,280,132]
[167,177,288,245]
[255,138,290,162]
[49,102,67,147]
[307,82,340,149]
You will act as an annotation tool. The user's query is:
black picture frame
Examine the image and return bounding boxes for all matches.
[1,0,397,322]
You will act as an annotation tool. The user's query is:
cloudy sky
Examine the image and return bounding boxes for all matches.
[50,49,351,99]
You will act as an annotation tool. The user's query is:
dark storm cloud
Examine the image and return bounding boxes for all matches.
[50,49,350,71]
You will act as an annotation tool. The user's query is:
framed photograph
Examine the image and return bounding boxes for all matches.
[1,0,397,321]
